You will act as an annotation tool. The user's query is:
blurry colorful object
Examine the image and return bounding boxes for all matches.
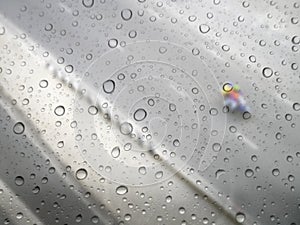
[222,82,250,113]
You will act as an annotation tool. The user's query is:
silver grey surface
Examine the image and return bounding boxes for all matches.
[0,0,300,224]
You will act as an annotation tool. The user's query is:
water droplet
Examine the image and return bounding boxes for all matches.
[262,67,273,78]
[54,105,65,116]
[293,102,300,111]
[166,195,172,203]
[272,168,280,176]
[128,30,137,38]
[242,111,251,120]
[103,79,115,94]
[173,139,180,147]
[169,103,176,111]
[249,55,256,63]
[229,125,237,133]
[82,0,94,8]
[138,166,147,175]
[179,207,186,214]
[292,36,300,45]
[212,143,221,152]
[215,169,225,179]
[15,176,25,186]
[108,38,118,48]
[91,216,99,224]
[111,146,120,158]
[199,24,210,34]
[0,26,5,35]
[88,106,98,115]
[124,214,131,221]
[147,98,155,106]
[16,212,23,219]
[188,15,197,22]
[65,65,74,73]
[13,122,25,134]
[159,46,167,54]
[133,108,147,121]
[155,171,163,179]
[121,9,133,21]
[116,185,128,195]
[76,168,88,180]
[44,23,53,31]
[209,108,218,116]
[32,186,40,194]
[245,169,254,178]
[235,212,246,223]
[120,122,133,135]
[39,80,48,88]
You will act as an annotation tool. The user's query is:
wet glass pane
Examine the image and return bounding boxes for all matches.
[0,0,299,224]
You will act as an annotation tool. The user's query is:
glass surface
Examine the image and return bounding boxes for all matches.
[0,0,299,224]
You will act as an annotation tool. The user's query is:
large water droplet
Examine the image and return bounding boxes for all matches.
[138,166,147,175]
[0,26,5,35]
[39,80,48,88]
[155,171,163,179]
[82,0,94,8]
[212,143,221,152]
[245,169,254,178]
[120,122,133,135]
[88,106,98,115]
[76,168,88,180]
[54,105,65,116]
[133,108,147,121]
[13,122,25,135]
[121,9,133,21]
[103,79,115,94]
[116,185,128,195]
[262,67,273,78]
[108,38,118,48]
[15,176,25,186]
[272,168,280,176]
[111,146,120,158]
[235,212,246,223]
[199,24,210,33]
[293,102,300,111]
